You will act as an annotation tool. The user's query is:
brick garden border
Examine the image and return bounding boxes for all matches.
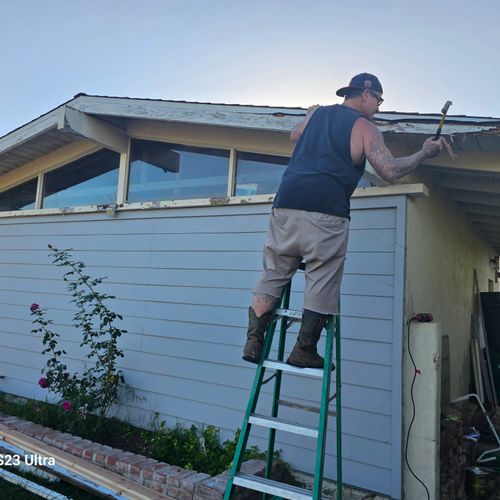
[0,412,282,499]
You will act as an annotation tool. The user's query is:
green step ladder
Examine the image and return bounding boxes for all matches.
[224,269,342,500]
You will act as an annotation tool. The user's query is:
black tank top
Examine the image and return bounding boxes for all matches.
[273,104,365,218]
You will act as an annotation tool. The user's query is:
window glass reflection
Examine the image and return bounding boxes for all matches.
[43,149,120,208]
[235,152,288,196]
[0,178,37,211]
[128,140,230,202]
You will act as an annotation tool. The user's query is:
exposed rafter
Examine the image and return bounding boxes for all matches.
[466,214,500,226]
[59,106,128,153]
[459,203,500,217]
[438,176,500,194]
[447,190,500,207]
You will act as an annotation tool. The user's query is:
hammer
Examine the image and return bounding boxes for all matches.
[434,100,453,140]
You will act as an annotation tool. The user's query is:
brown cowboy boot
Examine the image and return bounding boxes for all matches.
[242,307,273,364]
[287,312,334,369]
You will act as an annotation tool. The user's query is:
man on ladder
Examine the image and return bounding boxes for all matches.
[243,72,443,367]
[228,73,445,500]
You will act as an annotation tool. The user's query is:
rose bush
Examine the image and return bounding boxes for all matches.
[31,245,127,436]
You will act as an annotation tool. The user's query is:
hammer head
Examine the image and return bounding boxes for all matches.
[442,100,453,114]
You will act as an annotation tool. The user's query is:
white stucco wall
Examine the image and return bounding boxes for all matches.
[403,322,442,500]
[405,184,498,399]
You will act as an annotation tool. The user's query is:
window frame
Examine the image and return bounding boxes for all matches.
[0,144,113,216]
[126,138,234,204]
[0,138,290,217]
[40,148,122,210]
[36,145,104,208]
[0,176,39,212]
[233,150,290,197]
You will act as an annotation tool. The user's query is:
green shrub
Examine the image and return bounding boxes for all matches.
[0,395,268,476]
[139,417,265,476]
[30,245,126,437]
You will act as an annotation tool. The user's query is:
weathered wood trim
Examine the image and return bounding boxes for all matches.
[69,95,500,134]
[378,122,499,136]
[70,95,304,129]
[0,108,64,155]
[352,183,429,198]
[0,196,273,218]
[62,106,128,153]
[2,95,498,177]
[0,184,428,218]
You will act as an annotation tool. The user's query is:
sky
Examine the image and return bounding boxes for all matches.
[1,0,500,137]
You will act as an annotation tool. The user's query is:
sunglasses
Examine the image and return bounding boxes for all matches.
[368,90,384,106]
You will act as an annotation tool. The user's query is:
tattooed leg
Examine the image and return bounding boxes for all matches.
[252,292,278,317]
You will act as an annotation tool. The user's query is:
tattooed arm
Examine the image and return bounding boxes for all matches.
[361,121,443,183]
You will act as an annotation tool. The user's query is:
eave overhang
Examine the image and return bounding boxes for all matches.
[2,95,500,174]
[0,94,499,253]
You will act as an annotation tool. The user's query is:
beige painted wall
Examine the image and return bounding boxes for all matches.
[126,119,294,155]
[405,182,498,398]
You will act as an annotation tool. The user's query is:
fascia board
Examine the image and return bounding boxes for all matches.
[68,95,305,133]
[0,107,64,156]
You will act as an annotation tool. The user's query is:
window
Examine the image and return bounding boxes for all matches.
[0,141,292,216]
[235,152,288,196]
[42,149,120,208]
[0,178,37,211]
[128,140,230,202]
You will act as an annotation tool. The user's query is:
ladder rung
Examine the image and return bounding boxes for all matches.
[278,399,337,417]
[275,308,303,321]
[249,414,318,438]
[263,359,323,378]
[233,474,313,500]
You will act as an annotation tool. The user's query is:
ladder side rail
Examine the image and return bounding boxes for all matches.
[312,316,334,499]
[224,310,281,500]
[265,282,292,486]
[335,314,342,498]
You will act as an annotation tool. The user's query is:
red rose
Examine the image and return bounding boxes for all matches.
[30,303,40,312]
[62,400,73,412]
[38,377,49,388]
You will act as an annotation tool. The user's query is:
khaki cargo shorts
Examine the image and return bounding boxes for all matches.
[253,208,349,315]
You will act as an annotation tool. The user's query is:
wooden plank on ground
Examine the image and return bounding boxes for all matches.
[474,269,498,408]
[0,424,165,500]
[472,339,485,403]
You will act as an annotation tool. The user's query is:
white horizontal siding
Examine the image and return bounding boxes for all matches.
[0,199,404,498]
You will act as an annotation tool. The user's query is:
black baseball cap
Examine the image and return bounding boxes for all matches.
[336,73,383,97]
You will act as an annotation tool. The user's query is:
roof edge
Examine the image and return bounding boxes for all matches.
[1,94,500,158]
